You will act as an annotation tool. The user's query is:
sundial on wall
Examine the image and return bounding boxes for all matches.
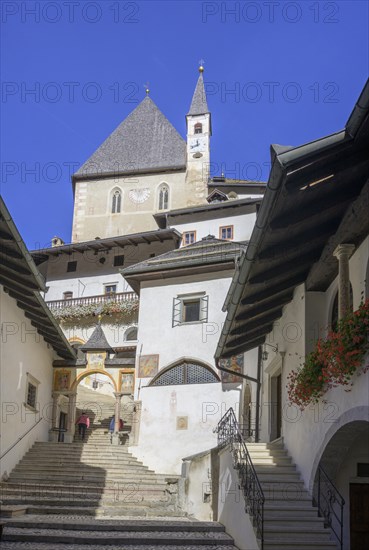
[128,188,150,204]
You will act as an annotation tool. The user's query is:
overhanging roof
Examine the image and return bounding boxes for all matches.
[208,177,267,195]
[216,78,369,359]
[0,196,76,361]
[122,236,246,293]
[154,198,261,229]
[31,228,182,265]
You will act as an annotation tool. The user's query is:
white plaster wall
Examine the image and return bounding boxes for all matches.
[173,211,256,245]
[0,289,55,476]
[259,236,369,491]
[131,383,240,475]
[218,446,260,550]
[136,273,233,375]
[182,450,214,520]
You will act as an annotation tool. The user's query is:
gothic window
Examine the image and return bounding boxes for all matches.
[150,361,219,386]
[194,123,203,134]
[111,188,122,214]
[158,184,169,210]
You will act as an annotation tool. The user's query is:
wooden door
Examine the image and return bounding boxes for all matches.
[350,483,369,550]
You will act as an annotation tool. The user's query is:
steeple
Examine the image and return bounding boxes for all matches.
[188,66,209,116]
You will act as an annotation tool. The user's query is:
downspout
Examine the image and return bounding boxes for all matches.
[255,346,262,443]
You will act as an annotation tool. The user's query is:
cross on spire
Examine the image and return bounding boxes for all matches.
[198,59,205,73]
[144,82,150,95]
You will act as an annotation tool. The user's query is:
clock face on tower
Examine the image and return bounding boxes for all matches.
[189,137,207,153]
[128,188,150,204]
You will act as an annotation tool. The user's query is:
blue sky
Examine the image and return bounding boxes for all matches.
[1,0,368,249]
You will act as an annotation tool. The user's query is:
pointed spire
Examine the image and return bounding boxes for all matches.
[80,322,115,354]
[188,66,209,116]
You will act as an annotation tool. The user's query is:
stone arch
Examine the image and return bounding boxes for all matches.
[309,406,369,493]
[72,368,118,393]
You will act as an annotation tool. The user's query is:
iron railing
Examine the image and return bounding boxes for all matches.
[216,408,264,549]
[46,291,138,310]
[313,465,345,550]
[0,417,44,460]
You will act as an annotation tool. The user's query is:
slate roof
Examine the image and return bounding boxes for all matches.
[122,235,246,289]
[79,323,115,353]
[74,97,186,179]
[188,73,209,115]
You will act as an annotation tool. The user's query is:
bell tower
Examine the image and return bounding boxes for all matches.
[185,64,211,202]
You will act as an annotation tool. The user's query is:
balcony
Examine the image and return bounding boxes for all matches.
[46,292,139,324]
[47,291,138,310]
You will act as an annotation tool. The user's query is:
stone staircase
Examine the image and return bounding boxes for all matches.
[246,441,338,550]
[0,387,239,549]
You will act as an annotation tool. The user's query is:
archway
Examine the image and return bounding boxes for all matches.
[310,410,369,550]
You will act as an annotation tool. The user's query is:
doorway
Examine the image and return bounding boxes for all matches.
[350,483,369,550]
[270,373,282,441]
[58,412,67,442]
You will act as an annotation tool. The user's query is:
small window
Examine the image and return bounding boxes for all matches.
[25,374,39,411]
[357,463,369,477]
[149,253,156,258]
[220,226,234,240]
[194,123,203,134]
[67,261,77,272]
[173,294,209,327]
[112,189,122,214]
[182,231,196,246]
[125,327,138,341]
[114,255,125,267]
[63,291,73,300]
[105,284,117,295]
[158,184,169,211]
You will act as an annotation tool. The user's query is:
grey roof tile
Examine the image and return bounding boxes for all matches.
[75,97,186,178]
[188,73,209,115]
[80,323,114,353]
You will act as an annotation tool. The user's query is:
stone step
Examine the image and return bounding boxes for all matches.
[1,494,172,507]
[12,463,151,471]
[0,543,236,550]
[264,505,319,518]
[21,506,186,517]
[265,516,326,528]
[2,527,235,546]
[264,543,337,550]
[264,526,332,541]
[253,465,297,474]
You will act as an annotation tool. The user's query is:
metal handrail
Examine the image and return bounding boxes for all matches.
[46,291,138,309]
[313,464,345,550]
[0,417,44,460]
[215,407,265,549]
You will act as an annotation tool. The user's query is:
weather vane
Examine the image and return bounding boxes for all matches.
[198,59,205,72]
[144,82,150,95]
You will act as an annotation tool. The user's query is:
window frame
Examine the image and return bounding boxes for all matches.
[113,255,125,267]
[158,184,169,211]
[63,291,73,300]
[104,283,118,295]
[172,292,209,327]
[25,373,40,412]
[66,261,77,272]
[111,188,122,214]
[182,231,196,246]
[219,225,234,240]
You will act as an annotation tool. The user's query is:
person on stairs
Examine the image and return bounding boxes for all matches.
[76,412,90,441]
[109,415,124,443]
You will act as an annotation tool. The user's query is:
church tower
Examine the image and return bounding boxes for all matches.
[185,65,211,202]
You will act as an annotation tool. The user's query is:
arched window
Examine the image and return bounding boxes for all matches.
[194,123,203,134]
[125,326,138,341]
[111,188,122,214]
[150,361,219,386]
[158,184,169,211]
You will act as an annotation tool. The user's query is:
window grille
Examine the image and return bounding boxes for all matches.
[151,361,218,386]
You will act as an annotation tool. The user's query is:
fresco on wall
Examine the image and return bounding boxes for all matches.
[121,371,135,394]
[219,354,243,383]
[54,369,71,391]
[138,354,159,378]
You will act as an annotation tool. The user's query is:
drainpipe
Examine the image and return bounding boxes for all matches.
[255,346,262,443]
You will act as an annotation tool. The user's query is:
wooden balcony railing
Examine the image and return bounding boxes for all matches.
[46,292,138,310]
